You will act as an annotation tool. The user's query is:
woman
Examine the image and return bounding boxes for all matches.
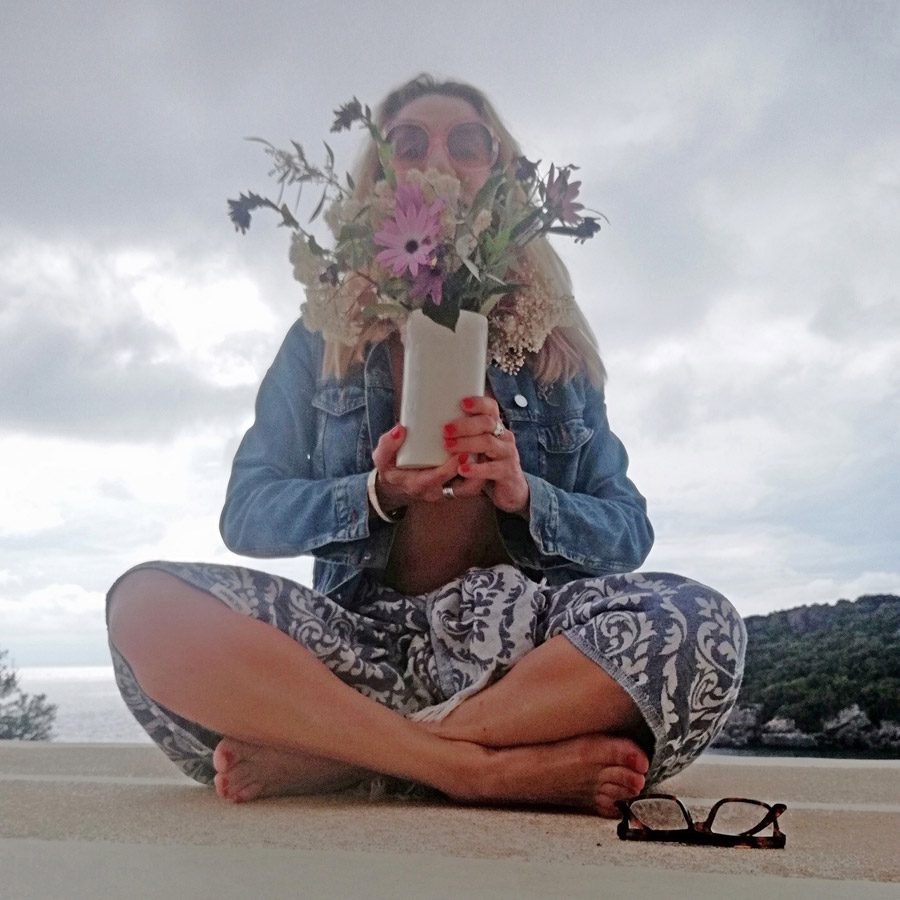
[107,75,746,817]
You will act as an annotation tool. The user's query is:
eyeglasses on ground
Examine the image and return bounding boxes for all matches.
[615,794,787,849]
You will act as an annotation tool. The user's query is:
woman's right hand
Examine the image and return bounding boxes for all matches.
[371,424,483,510]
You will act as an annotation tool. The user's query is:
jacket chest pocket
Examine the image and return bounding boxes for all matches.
[536,418,594,490]
[311,385,369,478]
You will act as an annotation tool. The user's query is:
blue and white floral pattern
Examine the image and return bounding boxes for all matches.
[108,561,745,788]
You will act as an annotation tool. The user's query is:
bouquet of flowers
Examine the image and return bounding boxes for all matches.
[227,98,605,374]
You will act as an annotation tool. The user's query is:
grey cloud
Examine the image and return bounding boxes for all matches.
[1,0,849,246]
[2,0,899,655]
[0,299,255,442]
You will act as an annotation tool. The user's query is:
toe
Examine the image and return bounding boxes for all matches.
[213,739,236,775]
[611,738,649,774]
[595,790,628,818]
[214,772,230,799]
[595,769,645,817]
[627,747,650,775]
[611,764,646,795]
[231,779,263,803]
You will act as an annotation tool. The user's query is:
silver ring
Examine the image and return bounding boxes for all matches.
[492,419,505,438]
[442,484,456,500]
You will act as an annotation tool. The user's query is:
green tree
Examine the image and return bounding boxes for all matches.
[739,595,900,732]
[0,650,57,740]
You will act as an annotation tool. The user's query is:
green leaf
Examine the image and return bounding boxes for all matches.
[309,187,328,223]
[360,302,405,320]
[495,229,511,255]
[424,296,461,331]
[461,255,481,280]
[346,171,355,191]
[470,172,506,219]
[377,141,396,188]
[279,203,300,229]
[324,141,335,170]
[482,228,510,263]
[509,207,543,242]
[245,136,276,150]
[308,235,328,257]
[338,222,371,242]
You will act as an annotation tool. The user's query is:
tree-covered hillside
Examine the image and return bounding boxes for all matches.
[736,594,900,734]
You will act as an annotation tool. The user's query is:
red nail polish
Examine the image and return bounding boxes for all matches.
[390,425,402,439]
[460,463,470,474]
[443,423,456,437]
[458,453,468,465]
[461,397,474,410]
[444,437,457,448]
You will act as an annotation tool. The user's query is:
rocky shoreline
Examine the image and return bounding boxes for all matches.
[714,703,900,753]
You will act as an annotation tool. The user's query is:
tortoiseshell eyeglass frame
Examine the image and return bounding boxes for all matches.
[615,794,787,849]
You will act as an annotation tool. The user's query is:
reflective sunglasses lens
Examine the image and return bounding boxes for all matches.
[628,798,690,831]
[388,124,429,162]
[708,800,772,836]
[447,122,495,166]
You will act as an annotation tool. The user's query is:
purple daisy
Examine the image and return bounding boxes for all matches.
[545,164,584,226]
[373,186,444,278]
[409,254,444,306]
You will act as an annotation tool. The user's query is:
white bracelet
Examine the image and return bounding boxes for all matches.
[367,468,404,523]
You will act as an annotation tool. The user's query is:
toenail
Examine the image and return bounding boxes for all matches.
[223,750,233,766]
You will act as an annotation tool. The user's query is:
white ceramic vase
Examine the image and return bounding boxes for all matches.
[396,309,488,468]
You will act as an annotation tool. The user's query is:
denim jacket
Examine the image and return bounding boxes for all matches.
[220,319,653,606]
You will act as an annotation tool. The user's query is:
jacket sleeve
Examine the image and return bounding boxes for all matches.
[219,321,393,566]
[497,380,654,582]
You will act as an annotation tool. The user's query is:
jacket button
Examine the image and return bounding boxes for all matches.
[514,394,528,407]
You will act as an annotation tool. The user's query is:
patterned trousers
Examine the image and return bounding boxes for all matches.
[107,562,746,788]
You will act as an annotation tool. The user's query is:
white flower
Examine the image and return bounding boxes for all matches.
[472,208,492,235]
[300,273,370,347]
[402,168,462,236]
[455,233,478,260]
[289,234,324,287]
[324,196,363,238]
[403,168,462,208]
[487,257,575,374]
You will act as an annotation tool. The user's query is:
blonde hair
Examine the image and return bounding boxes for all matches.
[322,74,605,387]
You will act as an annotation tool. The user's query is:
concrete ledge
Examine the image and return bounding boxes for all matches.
[2,741,898,898]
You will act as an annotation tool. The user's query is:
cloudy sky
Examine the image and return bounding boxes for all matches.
[2,0,898,666]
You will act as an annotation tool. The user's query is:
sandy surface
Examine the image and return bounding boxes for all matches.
[2,741,898,898]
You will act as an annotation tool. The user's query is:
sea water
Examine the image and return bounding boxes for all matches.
[11,667,897,758]
[14,666,151,743]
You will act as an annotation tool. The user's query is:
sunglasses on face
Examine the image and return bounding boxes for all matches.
[616,794,787,849]
[385,120,499,169]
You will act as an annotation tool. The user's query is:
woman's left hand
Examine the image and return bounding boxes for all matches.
[442,396,530,516]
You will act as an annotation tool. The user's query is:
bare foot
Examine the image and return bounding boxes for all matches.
[448,734,649,818]
[212,737,368,803]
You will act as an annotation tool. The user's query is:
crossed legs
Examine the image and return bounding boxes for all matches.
[108,569,650,816]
